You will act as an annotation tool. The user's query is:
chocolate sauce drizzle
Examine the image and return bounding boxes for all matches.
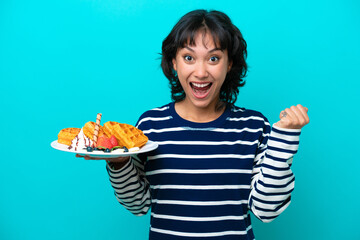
[67,135,91,151]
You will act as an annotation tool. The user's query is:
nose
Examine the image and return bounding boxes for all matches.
[194,61,209,79]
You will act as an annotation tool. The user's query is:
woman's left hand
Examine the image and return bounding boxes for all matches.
[274,104,310,129]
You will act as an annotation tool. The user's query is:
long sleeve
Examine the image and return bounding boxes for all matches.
[106,154,151,216]
[249,123,301,222]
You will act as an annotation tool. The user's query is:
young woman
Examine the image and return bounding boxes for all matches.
[79,9,309,240]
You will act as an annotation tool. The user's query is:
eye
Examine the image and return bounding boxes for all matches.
[184,55,193,62]
[209,56,219,62]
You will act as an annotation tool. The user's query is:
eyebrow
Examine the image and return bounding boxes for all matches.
[184,46,223,53]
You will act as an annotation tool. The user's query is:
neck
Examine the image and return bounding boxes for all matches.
[174,100,226,123]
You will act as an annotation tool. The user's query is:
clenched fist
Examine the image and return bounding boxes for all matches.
[274,104,310,129]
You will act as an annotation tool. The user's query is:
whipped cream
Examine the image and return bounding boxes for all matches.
[129,147,140,152]
[112,148,125,154]
[68,128,93,151]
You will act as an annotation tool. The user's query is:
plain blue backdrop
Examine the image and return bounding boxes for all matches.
[1,0,359,239]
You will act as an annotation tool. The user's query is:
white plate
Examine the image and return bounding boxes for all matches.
[51,140,158,158]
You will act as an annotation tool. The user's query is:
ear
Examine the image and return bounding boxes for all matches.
[172,58,177,71]
[227,61,233,72]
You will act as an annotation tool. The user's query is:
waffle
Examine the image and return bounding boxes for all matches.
[58,128,81,146]
[103,121,148,149]
[83,121,106,140]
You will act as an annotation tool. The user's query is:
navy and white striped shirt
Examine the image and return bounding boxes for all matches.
[106,102,301,239]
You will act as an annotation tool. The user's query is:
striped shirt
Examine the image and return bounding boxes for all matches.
[106,102,301,239]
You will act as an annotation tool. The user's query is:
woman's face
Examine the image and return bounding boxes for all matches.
[172,32,232,111]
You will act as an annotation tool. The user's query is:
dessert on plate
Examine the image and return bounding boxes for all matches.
[57,113,148,153]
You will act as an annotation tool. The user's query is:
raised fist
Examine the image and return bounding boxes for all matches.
[274,104,310,129]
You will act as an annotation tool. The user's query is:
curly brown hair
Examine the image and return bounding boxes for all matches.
[161,9,247,105]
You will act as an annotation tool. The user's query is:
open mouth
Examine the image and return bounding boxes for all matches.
[190,82,212,99]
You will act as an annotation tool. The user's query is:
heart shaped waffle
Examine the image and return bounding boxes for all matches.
[83,121,107,141]
[58,128,81,146]
[103,121,148,149]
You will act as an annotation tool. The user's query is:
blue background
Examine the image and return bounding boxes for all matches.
[1,0,359,239]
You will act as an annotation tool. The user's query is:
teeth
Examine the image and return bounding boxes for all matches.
[192,82,211,88]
